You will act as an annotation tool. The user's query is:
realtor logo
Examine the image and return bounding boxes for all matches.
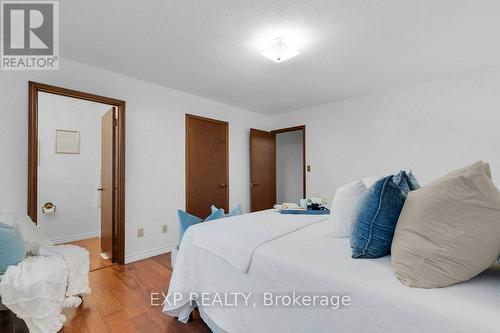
[1,1,59,70]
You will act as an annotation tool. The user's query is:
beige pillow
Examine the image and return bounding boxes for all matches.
[392,161,500,288]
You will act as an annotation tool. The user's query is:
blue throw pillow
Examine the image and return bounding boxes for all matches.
[177,210,203,244]
[178,207,227,244]
[205,207,225,221]
[0,222,27,275]
[212,204,243,217]
[393,170,420,191]
[227,204,243,217]
[350,174,413,259]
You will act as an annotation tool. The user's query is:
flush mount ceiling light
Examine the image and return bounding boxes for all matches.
[261,38,299,63]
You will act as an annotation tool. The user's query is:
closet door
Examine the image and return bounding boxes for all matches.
[186,114,229,218]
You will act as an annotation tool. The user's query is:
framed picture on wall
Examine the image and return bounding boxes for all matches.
[55,129,80,154]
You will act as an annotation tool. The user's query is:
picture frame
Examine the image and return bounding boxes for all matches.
[55,129,80,154]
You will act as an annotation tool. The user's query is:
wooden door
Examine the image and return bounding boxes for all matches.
[250,129,276,212]
[186,115,229,218]
[101,108,115,259]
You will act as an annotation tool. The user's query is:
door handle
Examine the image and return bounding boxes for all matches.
[97,188,104,191]
[218,184,227,188]
[249,182,259,187]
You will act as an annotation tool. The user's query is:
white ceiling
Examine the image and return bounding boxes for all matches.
[60,0,500,115]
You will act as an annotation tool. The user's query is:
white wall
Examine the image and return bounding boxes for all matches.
[0,59,270,263]
[37,92,110,243]
[276,130,303,203]
[271,65,500,204]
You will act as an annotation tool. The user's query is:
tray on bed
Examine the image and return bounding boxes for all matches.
[279,207,330,215]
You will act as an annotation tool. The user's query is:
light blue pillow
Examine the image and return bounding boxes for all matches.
[350,172,419,259]
[227,205,243,217]
[0,222,27,275]
[211,204,243,217]
[177,210,202,244]
[178,207,226,244]
[205,207,225,221]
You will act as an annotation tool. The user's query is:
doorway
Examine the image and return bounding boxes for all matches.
[28,81,126,266]
[185,114,229,218]
[250,125,306,212]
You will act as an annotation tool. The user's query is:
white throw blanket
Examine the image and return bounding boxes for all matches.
[191,210,328,272]
[0,245,91,333]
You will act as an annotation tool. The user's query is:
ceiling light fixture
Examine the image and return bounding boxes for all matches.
[261,38,299,63]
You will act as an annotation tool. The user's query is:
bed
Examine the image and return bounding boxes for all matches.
[163,210,500,333]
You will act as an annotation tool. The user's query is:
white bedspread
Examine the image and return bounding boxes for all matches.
[191,209,327,272]
[0,245,91,333]
[164,219,500,333]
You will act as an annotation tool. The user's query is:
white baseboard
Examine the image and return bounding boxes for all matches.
[51,231,101,244]
[125,244,177,264]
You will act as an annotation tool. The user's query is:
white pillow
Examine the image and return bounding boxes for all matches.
[0,211,53,255]
[329,180,368,238]
[362,176,381,188]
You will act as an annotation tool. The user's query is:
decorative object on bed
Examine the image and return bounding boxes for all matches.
[280,207,330,215]
[211,204,243,217]
[178,210,203,244]
[307,196,327,209]
[329,180,369,238]
[227,204,243,217]
[0,223,27,275]
[205,207,225,221]
[392,170,420,191]
[350,171,419,258]
[178,207,226,244]
[392,161,500,288]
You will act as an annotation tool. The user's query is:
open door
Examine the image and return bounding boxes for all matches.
[250,129,276,212]
[101,108,115,260]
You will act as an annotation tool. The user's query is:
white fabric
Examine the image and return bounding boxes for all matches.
[0,245,90,333]
[164,220,500,333]
[191,210,327,272]
[0,211,52,255]
[328,180,368,237]
[171,246,179,268]
[361,176,381,188]
[38,245,91,296]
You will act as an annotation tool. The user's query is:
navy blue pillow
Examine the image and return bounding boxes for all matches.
[393,170,420,191]
[350,174,413,259]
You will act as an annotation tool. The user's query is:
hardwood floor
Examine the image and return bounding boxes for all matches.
[66,238,114,272]
[1,254,212,333]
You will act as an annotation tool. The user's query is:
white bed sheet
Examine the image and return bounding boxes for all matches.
[192,209,327,272]
[164,220,500,333]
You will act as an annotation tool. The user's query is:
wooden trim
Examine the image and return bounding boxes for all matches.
[185,114,229,214]
[272,125,306,198]
[185,113,229,125]
[271,125,305,134]
[28,81,126,265]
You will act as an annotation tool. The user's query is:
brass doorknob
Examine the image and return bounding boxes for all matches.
[218,184,227,188]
